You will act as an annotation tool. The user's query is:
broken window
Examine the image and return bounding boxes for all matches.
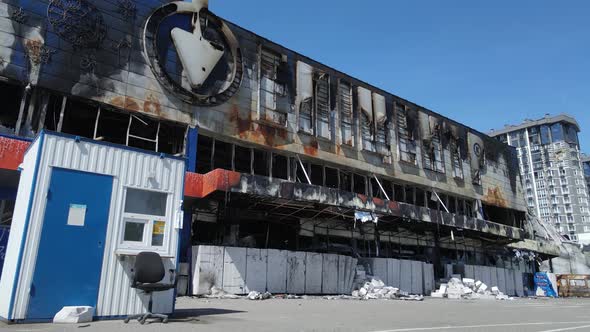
[404,186,415,204]
[293,159,310,183]
[310,164,323,186]
[394,184,405,202]
[0,82,24,135]
[314,72,331,139]
[253,150,270,177]
[370,177,391,199]
[197,135,213,174]
[157,121,186,155]
[297,61,314,134]
[127,114,159,151]
[357,88,388,153]
[234,145,252,174]
[271,153,289,180]
[339,170,352,192]
[93,108,129,145]
[353,173,367,195]
[416,188,426,207]
[396,103,417,164]
[339,80,354,146]
[61,98,99,138]
[260,48,288,126]
[448,196,457,214]
[213,139,233,171]
[325,167,338,188]
[451,140,464,179]
[421,114,445,173]
[43,94,66,132]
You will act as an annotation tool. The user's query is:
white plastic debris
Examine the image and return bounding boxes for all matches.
[247,291,272,300]
[431,277,514,301]
[53,306,94,324]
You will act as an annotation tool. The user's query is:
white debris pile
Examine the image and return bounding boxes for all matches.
[431,278,513,300]
[247,291,272,300]
[351,274,423,301]
[203,286,240,299]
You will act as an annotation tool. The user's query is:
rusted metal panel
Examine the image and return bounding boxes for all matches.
[557,275,590,297]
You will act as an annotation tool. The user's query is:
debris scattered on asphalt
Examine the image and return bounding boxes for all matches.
[247,291,272,300]
[431,278,514,300]
[204,286,241,299]
[350,276,424,301]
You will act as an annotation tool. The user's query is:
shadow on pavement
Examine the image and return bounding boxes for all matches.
[169,308,246,323]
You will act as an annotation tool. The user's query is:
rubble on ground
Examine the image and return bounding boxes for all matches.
[203,286,241,299]
[431,278,514,300]
[349,275,424,301]
[247,291,272,300]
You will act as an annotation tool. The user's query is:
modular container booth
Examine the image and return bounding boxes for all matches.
[0,131,186,322]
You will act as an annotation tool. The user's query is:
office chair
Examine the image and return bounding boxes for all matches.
[124,252,176,324]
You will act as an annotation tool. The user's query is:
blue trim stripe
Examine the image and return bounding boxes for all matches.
[0,133,33,142]
[8,132,45,320]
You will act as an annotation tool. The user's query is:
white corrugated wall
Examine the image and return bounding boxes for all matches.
[9,133,185,319]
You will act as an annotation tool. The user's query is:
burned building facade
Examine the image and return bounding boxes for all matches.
[0,0,558,294]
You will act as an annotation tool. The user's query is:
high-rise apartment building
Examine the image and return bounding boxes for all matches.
[490,115,590,243]
[583,154,590,197]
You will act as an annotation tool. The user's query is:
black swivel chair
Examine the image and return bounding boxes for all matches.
[124,252,176,324]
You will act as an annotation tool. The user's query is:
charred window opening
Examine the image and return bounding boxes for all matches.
[260,48,288,126]
[61,98,98,138]
[465,200,474,218]
[404,186,415,204]
[253,150,270,177]
[127,114,159,151]
[353,174,367,195]
[450,139,464,179]
[370,177,391,199]
[448,196,457,214]
[482,204,514,226]
[314,72,331,139]
[310,164,323,186]
[325,167,339,188]
[234,145,252,174]
[157,122,186,155]
[357,88,388,153]
[297,61,314,134]
[294,159,310,183]
[271,153,289,180]
[340,170,352,192]
[394,184,405,202]
[43,94,65,131]
[0,82,23,135]
[213,139,233,170]
[197,135,213,174]
[416,188,426,207]
[339,80,353,146]
[422,115,445,173]
[457,199,466,216]
[396,103,417,164]
[94,108,128,145]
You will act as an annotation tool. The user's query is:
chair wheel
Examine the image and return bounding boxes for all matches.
[140,319,147,325]
[124,318,130,324]
[162,318,168,324]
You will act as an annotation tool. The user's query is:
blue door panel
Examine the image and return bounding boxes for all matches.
[27,168,113,320]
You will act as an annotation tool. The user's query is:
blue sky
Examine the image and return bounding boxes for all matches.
[212,0,590,152]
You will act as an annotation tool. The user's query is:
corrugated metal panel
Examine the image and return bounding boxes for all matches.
[10,133,185,319]
[0,139,40,319]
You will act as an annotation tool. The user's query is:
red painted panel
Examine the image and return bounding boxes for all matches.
[0,137,29,171]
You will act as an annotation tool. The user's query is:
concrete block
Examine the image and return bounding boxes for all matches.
[267,249,287,293]
[245,248,268,293]
[388,258,401,288]
[286,251,305,294]
[423,263,435,294]
[400,260,412,293]
[305,253,323,294]
[192,245,224,295]
[322,253,339,294]
[411,260,423,295]
[223,247,247,294]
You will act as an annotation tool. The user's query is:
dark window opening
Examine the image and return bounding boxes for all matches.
[158,122,185,155]
[127,115,158,151]
[197,135,213,174]
[94,108,128,145]
[234,145,252,174]
[448,196,457,214]
[394,184,405,202]
[483,204,513,226]
[253,150,270,177]
[61,98,97,138]
[272,154,289,180]
[416,188,425,207]
[404,186,414,204]
[213,139,233,171]
[340,171,352,192]
[465,200,474,218]
[457,199,466,216]
[43,94,64,131]
[294,160,310,183]
[370,177,381,199]
[0,82,23,135]
[310,164,323,186]
[353,174,366,195]
[325,167,338,188]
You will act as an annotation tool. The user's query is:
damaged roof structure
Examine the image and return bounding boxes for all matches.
[0,0,560,295]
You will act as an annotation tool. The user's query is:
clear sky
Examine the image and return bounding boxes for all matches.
[211,0,590,152]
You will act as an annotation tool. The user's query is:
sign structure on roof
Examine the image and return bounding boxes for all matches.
[143,1,243,107]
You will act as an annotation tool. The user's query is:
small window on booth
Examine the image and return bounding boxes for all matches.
[121,188,169,250]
